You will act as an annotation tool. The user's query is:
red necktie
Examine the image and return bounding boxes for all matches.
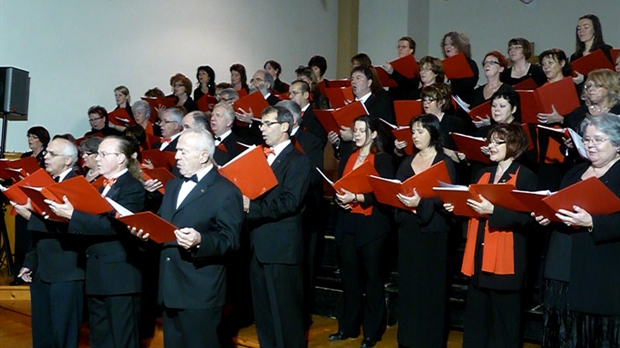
[103,177,117,187]
[263,147,275,157]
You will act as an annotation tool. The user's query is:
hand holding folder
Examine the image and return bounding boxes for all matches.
[570,49,614,76]
[535,77,580,116]
[141,97,176,122]
[442,53,475,79]
[0,157,40,181]
[374,67,398,88]
[378,119,414,155]
[0,169,54,208]
[217,145,278,200]
[323,87,355,109]
[107,108,134,126]
[107,198,177,244]
[141,150,176,171]
[232,91,269,118]
[433,182,483,217]
[141,168,175,194]
[389,54,419,79]
[316,160,378,195]
[451,133,490,164]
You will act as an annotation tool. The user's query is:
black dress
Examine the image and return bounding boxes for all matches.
[501,64,547,87]
[395,152,456,348]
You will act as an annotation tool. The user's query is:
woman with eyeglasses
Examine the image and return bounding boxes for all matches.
[535,114,620,347]
[445,123,538,348]
[411,56,445,100]
[441,31,479,105]
[394,114,457,348]
[79,136,103,183]
[501,38,546,88]
[329,115,393,348]
[84,105,123,137]
[172,75,198,113]
[470,51,513,129]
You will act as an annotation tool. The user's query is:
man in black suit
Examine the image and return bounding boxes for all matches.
[14,137,84,348]
[48,136,145,348]
[234,70,280,145]
[211,102,243,158]
[243,106,312,348]
[289,80,328,148]
[133,129,244,348]
[153,107,185,152]
[182,110,232,165]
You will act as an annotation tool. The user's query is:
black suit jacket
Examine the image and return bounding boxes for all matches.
[157,169,244,309]
[24,171,85,283]
[293,129,325,231]
[69,171,145,295]
[217,132,243,159]
[247,143,311,264]
[152,135,180,153]
[213,148,232,166]
[300,107,327,149]
[266,94,280,106]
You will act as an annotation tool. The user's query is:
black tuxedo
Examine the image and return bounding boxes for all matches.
[266,93,280,106]
[68,171,145,348]
[23,170,86,348]
[156,168,244,347]
[216,131,243,158]
[212,147,232,166]
[153,134,180,152]
[300,107,327,149]
[247,143,311,348]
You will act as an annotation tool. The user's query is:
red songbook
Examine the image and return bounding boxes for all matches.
[217,145,278,200]
[107,108,134,126]
[469,184,530,212]
[611,49,619,65]
[196,93,218,112]
[0,169,54,207]
[534,77,580,115]
[324,79,351,88]
[378,119,414,156]
[314,109,339,134]
[21,176,113,221]
[117,211,178,244]
[570,49,615,76]
[451,133,490,164]
[145,133,161,150]
[1,157,40,181]
[390,54,419,78]
[232,91,269,119]
[141,168,175,194]
[394,100,423,126]
[90,176,105,190]
[317,161,378,195]
[468,100,492,121]
[331,101,369,129]
[237,88,248,98]
[374,67,398,88]
[542,176,620,216]
[141,150,176,171]
[513,78,538,91]
[442,53,475,79]
[510,189,558,222]
[141,97,176,122]
[432,183,482,217]
[368,161,450,210]
[323,87,355,109]
[518,90,538,124]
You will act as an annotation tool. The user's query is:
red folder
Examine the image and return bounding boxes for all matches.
[332,160,378,194]
[237,88,248,98]
[90,176,105,190]
[390,54,419,78]
[324,79,351,88]
[570,49,614,76]
[141,150,176,170]
[313,109,339,134]
[217,145,278,200]
[196,93,218,112]
[443,53,475,79]
[394,100,423,126]
[611,49,619,65]
[141,97,176,122]
[323,87,355,109]
[145,133,161,150]
[141,168,175,194]
[392,127,415,155]
[510,189,558,222]
[468,100,492,121]
[1,157,40,181]
[117,211,178,244]
[469,184,530,212]
[232,91,269,119]
[432,184,482,217]
[331,101,369,129]
[108,108,134,126]
[542,176,620,216]
[368,161,450,210]
[0,169,54,207]
[518,90,538,124]
[513,78,538,91]
[374,67,398,88]
[21,176,113,221]
[451,133,490,164]
[534,77,580,115]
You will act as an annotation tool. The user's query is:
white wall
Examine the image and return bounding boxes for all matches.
[358,0,409,67]
[0,0,339,152]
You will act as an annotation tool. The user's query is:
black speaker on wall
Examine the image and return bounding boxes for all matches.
[0,67,30,119]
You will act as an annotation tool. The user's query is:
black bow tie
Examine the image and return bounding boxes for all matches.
[214,136,222,142]
[184,174,199,183]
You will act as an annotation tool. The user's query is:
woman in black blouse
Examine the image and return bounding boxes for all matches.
[570,14,613,85]
[172,75,198,113]
[501,38,546,87]
[193,65,216,101]
[394,114,456,348]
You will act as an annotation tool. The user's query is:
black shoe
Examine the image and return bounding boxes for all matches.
[360,337,378,348]
[9,279,25,286]
[328,331,359,341]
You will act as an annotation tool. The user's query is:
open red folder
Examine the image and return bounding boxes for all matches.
[535,77,580,116]
[196,93,218,112]
[21,176,113,221]
[141,168,175,194]
[443,53,475,79]
[0,169,55,207]
[518,90,538,124]
[542,176,620,216]
[379,119,414,155]
[141,97,176,122]
[0,157,40,181]
[513,78,538,91]
[432,182,482,217]
[368,161,450,210]
[468,100,492,121]
[570,49,615,76]
[470,183,530,212]
[611,49,619,65]
[374,67,398,88]
[107,108,134,126]
[118,211,178,244]
[390,54,419,79]
[90,176,105,190]
[217,145,278,200]
[509,189,559,222]
[141,150,176,171]
[324,79,351,88]
[232,91,269,119]
[323,87,355,109]
[394,100,423,126]
[451,133,490,164]
[331,101,369,129]
[317,160,378,195]
[314,109,339,134]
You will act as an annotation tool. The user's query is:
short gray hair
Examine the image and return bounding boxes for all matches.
[180,128,215,159]
[213,102,235,124]
[56,138,79,166]
[218,88,239,102]
[580,113,620,146]
[262,69,274,92]
[132,100,151,119]
[276,100,301,125]
[163,108,184,131]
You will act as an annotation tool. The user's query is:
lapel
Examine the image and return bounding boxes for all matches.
[103,171,131,200]
[491,161,519,184]
[270,143,293,173]
[173,169,216,216]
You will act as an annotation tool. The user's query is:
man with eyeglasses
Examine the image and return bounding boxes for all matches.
[288,80,327,148]
[235,70,279,145]
[154,107,185,152]
[244,105,311,348]
[85,105,123,138]
[12,137,85,348]
[381,36,420,101]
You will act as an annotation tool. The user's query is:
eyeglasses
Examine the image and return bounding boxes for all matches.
[42,150,63,157]
[422,97,436,103]
[508,45,523,51]
[584,83,603,91]
[582,137,608,145]
[396,45,410,50]
[487,140,506,146]
[89,116,103,123]
[483,61,500,67]
[96,152,121,158]
[258,120,283,128]
[157,119,177,125]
